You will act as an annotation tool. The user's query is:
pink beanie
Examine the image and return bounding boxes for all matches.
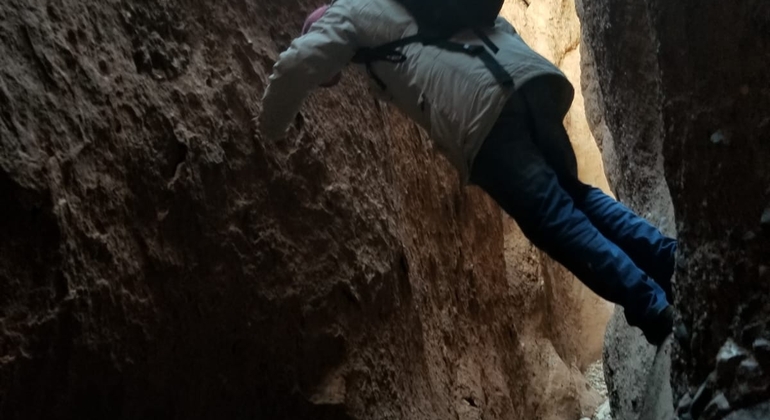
[303,5,330,34]
[301,5,341,88]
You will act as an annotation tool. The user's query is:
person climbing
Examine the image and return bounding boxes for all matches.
[259,0,678,345]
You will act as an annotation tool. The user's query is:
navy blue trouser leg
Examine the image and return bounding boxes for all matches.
[574,188,677,301]
[521,102,677,299]
[470,92,671,326]
[519,79,677,298]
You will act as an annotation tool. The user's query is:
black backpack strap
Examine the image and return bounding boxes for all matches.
[352,32,513,90]
[352,34,426,64]
[433,40,514,88]
[472,27,500,54]
[352,34,427,90]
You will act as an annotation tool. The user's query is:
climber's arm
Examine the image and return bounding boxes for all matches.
[259,2,358,140]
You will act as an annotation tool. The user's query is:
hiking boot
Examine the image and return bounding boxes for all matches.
[642,305,676,346]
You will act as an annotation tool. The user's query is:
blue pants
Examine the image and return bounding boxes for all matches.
[470,87,676,327]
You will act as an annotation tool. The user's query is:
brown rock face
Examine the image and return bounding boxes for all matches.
[1,0,607,419]
[579,0,770,418]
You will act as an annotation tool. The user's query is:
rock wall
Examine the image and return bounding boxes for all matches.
[576,0,677,418]
[0,0,609,419]
[578,0,770,418]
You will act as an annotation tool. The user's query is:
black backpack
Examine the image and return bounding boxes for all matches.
[352,0,514,90]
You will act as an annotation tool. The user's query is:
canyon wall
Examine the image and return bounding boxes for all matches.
[578,0,770,418]
[0,0,610,419]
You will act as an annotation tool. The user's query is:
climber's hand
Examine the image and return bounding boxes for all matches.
[257,111,305,143]
[256,112,288,141]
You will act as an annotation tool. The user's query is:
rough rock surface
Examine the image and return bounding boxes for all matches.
[723,401,770,420]
[576,0,677,417]
[0,0,609,419]
[578,0,770,418]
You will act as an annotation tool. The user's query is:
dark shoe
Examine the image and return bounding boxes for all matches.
[642,305,675,346]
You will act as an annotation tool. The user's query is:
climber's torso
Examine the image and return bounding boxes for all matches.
[337,0,574,179]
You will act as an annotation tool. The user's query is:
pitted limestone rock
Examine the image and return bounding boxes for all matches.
[728,357,769,405]
[678,338,770,420]
[722,401,770,420]
[716,340,751,387]
[688,373,717,419]
[752,339,770,368]
[701,392,731,420]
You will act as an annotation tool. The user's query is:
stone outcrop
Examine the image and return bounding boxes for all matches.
[0,0,610,419]
[578,0,770,418]
[576,0,677,417]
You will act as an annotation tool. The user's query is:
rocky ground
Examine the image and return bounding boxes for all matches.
[586,360,609,401]
[584,360,612,420]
